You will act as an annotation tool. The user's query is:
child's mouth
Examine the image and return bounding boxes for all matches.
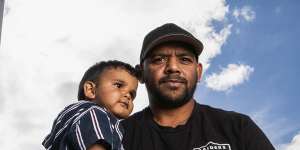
[120,101,129,109]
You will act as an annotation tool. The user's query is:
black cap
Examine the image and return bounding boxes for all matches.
[140,23,204,63]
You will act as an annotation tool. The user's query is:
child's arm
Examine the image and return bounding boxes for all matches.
[67,107,115,150]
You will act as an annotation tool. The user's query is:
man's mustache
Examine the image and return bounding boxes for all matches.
[159,75,187,84]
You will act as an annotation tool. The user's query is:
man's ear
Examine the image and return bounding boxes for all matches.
[197,63,203,81]
[83,81,96,100]
[135,64,145,83]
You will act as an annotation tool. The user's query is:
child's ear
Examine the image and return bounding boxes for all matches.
[135,64,144,83]
[83,81,96,100]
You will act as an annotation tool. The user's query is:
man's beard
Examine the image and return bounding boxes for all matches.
[145,76,197,109]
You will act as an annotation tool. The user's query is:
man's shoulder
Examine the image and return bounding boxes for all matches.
[197,103,245,115]
[195,103,275,149]
[195,103,251,124]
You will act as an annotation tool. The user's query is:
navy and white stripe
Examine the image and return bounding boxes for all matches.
[42,101,124,150]
[75,124,86,150]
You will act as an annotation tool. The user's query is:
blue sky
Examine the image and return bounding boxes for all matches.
[196,0,300,148]
[0,0,299,149]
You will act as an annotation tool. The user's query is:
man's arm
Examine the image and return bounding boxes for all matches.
[243,116,275,150]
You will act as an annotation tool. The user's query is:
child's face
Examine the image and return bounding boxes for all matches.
[93,68,138,119]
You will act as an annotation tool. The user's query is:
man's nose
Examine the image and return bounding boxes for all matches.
[164,57,180,74]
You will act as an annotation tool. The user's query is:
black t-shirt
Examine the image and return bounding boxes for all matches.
[122,102,275,150]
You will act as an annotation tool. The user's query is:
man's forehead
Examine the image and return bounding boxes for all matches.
[149,45,196,56]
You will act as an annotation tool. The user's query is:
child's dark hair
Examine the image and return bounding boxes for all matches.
[77,60,138,100]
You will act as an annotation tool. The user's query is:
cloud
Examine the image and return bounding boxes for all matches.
[205,64,254,92]
[0,0,232,149]
[248,106,300,150]
[3,2,9,16]
[233,6,256,22]
[251,108,294,147]
[198,24,232,72]
[279,133,300,150]
[56,81,78,106]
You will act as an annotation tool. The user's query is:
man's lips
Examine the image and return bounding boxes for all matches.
[159,76,187,89]
[159,76,187,84]
[162,79,184,83]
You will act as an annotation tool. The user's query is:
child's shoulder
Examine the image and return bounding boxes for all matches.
[65,100,100,109]
[43,101,114,149]
[57,101,107,123]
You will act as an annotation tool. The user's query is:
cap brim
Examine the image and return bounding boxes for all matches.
[142,34,204,61]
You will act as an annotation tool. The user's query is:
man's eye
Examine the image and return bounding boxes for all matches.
[151,57,166,64]
[180,57,193,64]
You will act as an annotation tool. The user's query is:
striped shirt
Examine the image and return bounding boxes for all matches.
[42,101,124,150]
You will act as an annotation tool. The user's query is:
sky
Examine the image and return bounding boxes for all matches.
[0,0,299,149]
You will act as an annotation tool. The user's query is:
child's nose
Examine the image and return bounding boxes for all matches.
[124,92,132,101]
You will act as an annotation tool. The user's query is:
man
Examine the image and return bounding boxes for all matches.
[122,23,275,150]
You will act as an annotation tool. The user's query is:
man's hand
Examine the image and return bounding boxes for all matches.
[87,144,107,150]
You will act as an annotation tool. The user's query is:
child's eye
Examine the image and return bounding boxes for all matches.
[113,82,123,88]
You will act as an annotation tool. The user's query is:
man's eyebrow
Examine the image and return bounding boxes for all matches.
[174,50,195,55]
[149,52,170,57]
[176,53,194,57]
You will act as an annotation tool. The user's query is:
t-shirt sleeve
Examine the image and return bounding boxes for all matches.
[67,107,113,150]
[242,116,275,150]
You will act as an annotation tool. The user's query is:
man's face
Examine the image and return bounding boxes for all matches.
[142,43,202,109]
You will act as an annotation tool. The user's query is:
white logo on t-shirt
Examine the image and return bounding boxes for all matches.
[193,141,231,150]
